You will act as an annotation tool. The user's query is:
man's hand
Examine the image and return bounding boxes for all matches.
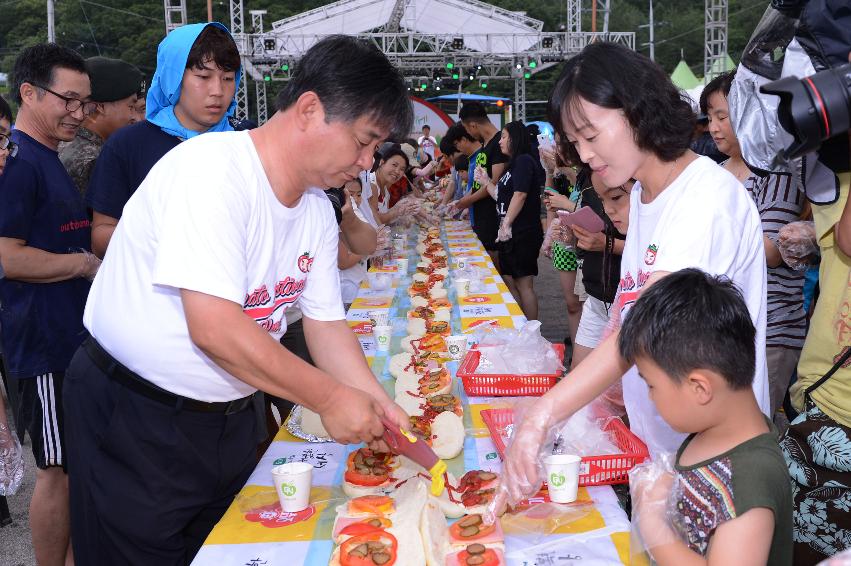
[572,225,605,252]
[318,383,387,445]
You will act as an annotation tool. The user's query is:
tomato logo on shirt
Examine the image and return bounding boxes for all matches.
[644,244,658,266]
[297,252,314,273]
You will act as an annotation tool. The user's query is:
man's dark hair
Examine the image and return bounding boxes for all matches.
[459,101,489,124]
[422,124,430,131]
[11,43,87,104]
[186,25,240,72]
[275,36,413,141]
[439,134,457,157]
[442,122,476,154]
[453,154,469,172]
[618,268,755,390]
[699,70,736,115]
[547,42,694,165]
[0,96,12,123]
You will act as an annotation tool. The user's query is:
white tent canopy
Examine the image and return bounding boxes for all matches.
[268,0,545,55]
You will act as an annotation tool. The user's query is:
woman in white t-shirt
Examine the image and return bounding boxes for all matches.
[495,41,770,509]
[369,145,415,225]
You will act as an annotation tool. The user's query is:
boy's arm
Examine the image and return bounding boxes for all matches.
[646,508,774,566]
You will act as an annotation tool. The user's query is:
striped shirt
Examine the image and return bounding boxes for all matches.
[744,171,807,349]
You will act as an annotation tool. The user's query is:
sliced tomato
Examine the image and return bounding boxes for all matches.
[338,517,392,538]
[456,549,501,566]
[345,453,391,488]
[340,531,398,566]
[450,519,497,542]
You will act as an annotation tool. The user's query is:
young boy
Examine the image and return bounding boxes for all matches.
[619,268,792,565]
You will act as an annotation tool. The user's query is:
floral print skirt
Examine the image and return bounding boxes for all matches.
[781,402,851,564]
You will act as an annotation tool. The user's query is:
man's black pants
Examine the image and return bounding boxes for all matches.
[63,343,257,565]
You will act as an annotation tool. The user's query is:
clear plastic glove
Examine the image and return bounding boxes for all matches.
[486,396,559,523]
[629,453,680,558]
[542,218,560,258]
[0,396,24,496]
[777,220,818,271]
[77,250,101,281]
[496,221,512,243]
[474,166,491,187]
[539,145,557,175]
[371,229,391,259]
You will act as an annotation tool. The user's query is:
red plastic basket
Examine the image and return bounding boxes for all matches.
[480,408,649,487]
[456,344,565,397]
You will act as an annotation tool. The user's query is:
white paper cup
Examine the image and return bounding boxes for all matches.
[544,454,581,503]
[396,258,409,274]
[368,310,390,327]
[454,278,471,298]
[445,335,468,361]
[373,325,392,351]
[271,462,313,512]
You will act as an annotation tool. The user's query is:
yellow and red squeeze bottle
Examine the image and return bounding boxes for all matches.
[381,416,446,496]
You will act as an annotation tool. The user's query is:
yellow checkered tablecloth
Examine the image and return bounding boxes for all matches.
[192,221,634,565]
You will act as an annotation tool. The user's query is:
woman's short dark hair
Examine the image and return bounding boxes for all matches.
[379,145,410,169]
[186,25,240,72]
[11,43,86,104]
[547,42,695,164]
[0,96,12,123]
[699,70,736,115]
[276,36,413,141]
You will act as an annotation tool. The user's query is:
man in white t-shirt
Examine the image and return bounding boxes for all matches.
[417,124,437,160]
[62,36,414,565]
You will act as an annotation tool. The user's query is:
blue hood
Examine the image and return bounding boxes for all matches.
[146,22,241,140]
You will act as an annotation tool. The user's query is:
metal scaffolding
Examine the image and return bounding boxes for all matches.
[230,0,249,120]
[225,0,634,124]
[163,0,187,34]
[704,0,728,82]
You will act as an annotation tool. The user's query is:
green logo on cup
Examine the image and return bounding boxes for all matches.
[273,458,286,465]
[281,482,297,497]
[486,452,497,460]
[550,472,566,487]
[378,335,388,344]
[448,344,459,355]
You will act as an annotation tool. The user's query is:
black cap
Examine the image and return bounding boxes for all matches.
[85,56,145,103]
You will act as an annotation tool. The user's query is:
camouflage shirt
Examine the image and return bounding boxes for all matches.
[59,127,104,198]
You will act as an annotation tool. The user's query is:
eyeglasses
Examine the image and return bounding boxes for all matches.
[29,83,99,116]
[0,134,18,158]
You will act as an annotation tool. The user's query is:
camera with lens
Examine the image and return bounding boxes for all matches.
[324,187,347,225]
[761,61,851,160]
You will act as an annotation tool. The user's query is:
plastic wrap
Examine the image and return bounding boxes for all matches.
[473,321,564,376]
[0,391,24,496]
[628,453,681,563]
[552,406,620,457]
[778,220,819,271]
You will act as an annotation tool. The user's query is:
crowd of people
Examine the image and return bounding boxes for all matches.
[0,7,848,566]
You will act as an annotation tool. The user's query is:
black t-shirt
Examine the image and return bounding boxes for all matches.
[496,153,544,235]
[86,120,181,219]
[574,169,624,304]
[0,131,92,378]
[470,132,508,247]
